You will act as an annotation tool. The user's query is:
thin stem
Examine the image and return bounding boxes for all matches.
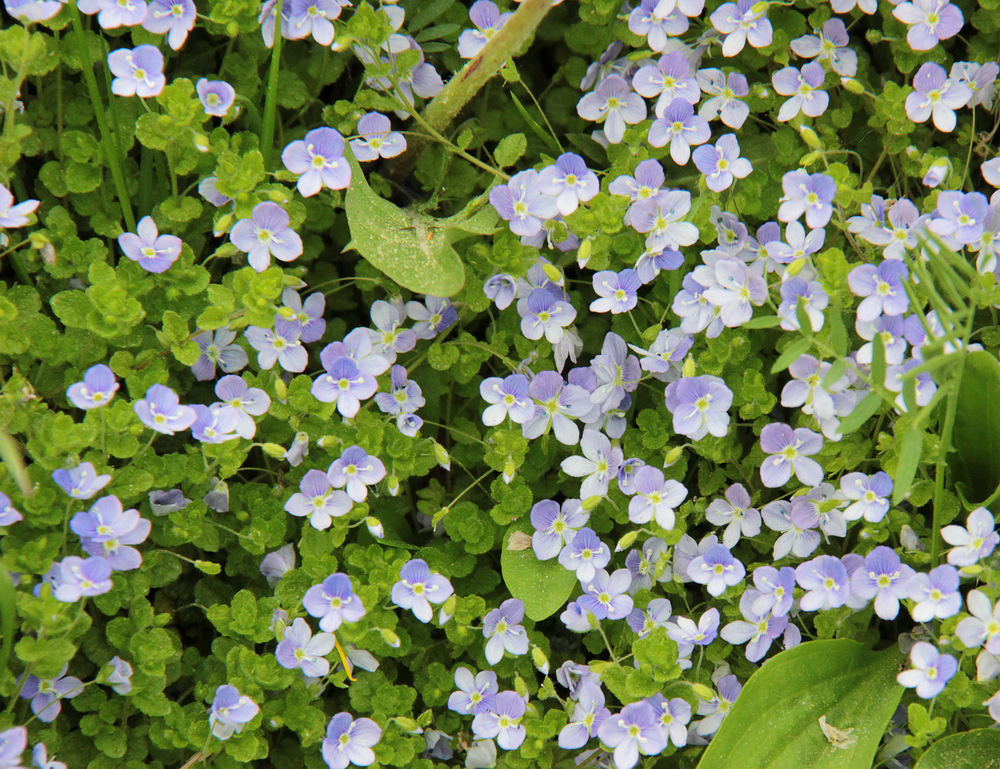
[260,0,285,170]
[68,0,135,231]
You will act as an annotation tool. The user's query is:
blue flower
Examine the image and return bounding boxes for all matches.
[705,483,760,548]
[303,573,366,632]
[558,527,611,584]
[561,429,624,499]
[322,712,382,769]
[522,372,590,445]
[191,329,248,381]
[687,543,745,597]
[391,559,454,623]
[328,446,386,503]
[694,675,742,736]
[52,462,111,500]
[479,374,534,427]
[897,643,957,699]
[471,691,527,750]
[66,364,119,410]
[589,332,641,411]
[795,555,850,611]
[368,299,417,360]
[749,565,795,617]
[209,685,259,740]
[850,546,916,620]
[536,153,599,216]
[516,288,577,343]
[664,375,733,440]
[590,269,641,314]
[907,565,961,622]
[530,498,588,560]
[489,170,559,237]
[190,405,241,444]
[558,682,609,749]
[312,357,378,418]
[483,599,529,665]
[597,700,666,769]
[70,495,150,571]
[484,274,519,310]
[245,320,307,373]
[627,466,687,530]
[406,296,458,340]
[375,365,425,415]
[276,617,337,678]
[18,667,84,722]
[447,667,498,715]
[720,591,788,662]
[579,568,634,620]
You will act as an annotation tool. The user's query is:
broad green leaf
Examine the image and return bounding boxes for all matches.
[494,133,527,167]
[500,520,577,621]
[697,640,903,769]
[742,315,783,329]
[950,350,1000,503]
[913,729,1000,769]
[343,152,466,297]
[893,428,924,505]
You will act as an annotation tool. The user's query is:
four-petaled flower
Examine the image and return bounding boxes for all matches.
[391,559,454,623]
[118,216,182,273]
[230,202,304,271]
[322,712,382,769]
[282,127,351,197]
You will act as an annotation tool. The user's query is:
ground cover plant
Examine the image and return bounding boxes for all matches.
[0,0,1000,767]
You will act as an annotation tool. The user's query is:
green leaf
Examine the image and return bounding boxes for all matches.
[500,520,577,621]
[696,640,903,769]
[0,558,15,674]
[871,332,886,391]
[770,338,813,374]
[913,729,1000,769]
[950,351,1000,503]
[822,358,848,390]
[494,133,527,167]
[742,315,783,329]
[344,152,466,297]
[828,305,848,357]
[893,428,924,505]
[795,297,813,338]
[838,392,882,435]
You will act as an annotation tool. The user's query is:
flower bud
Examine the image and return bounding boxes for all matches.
[691,683,716,701]
[365,517,384,539]
[261,442,286,458]
[273,376,288,401]
[513,674,528,699]
[787,257,807,276]
[840,77,866,95]
[394,717,422,734]
[503,457,517,484]
[577,238,592,269]
[800,151,823,167]
[542,262,563,285]
[387,475,400,496]
[379,628,401,648]
[749,1,769,14]
[531,646,550,675]
[193,134,211,153]
[798,126,821,150]
[432,441,451,471]
[682,356,696,378]
[615,530,639,552]
[581,495,604,511]
[663,446,684,467]
[438,596,456,624]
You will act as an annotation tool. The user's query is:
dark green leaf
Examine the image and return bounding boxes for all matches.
[696,640,903,769]
[951,351,1000,503]
[828,304,848,357]
[871,332,886,390]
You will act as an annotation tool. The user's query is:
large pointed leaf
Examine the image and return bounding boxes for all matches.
[696,640,903,769]
[913,729,1000,769]
[500,521,577,622]
[343,153,467,297]
[951,350,1000,504]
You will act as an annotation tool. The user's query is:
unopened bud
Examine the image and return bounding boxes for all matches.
[798,126,821,150]
[274,376,287,401]
[194,560,221,575]
[800,151,823,167]
[577,238,592,269]
[642,324,662,344]
[432,441,451,471]
[682,356,696,378]
[394,717,422,734]
[513,674,528,698]
[581,495,604,511]
[691,683,716,701]
[840,77,866,95]
[616,530,639,552]
[438,596,456,625]
[365,517,384,539]
[503,457,517,484]
[787,257,807,276]
[749,1,769,14]
[531,646,550,675]
[193,134,211,153]
[261,442,287,458]
[542,262,563,285]
[663,446,684,467]
[379,628,401,648]
[960,564,983,578]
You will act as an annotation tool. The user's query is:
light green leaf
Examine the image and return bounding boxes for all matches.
[913,729,1000,769]
[771,338,812,374]
[951,351,1000,504]
[697,640,903,769]
[742,315,783,329]
[344,152,466,297]
[500,520,577,621]
[494,133,527,167]
[838,392,882,435]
